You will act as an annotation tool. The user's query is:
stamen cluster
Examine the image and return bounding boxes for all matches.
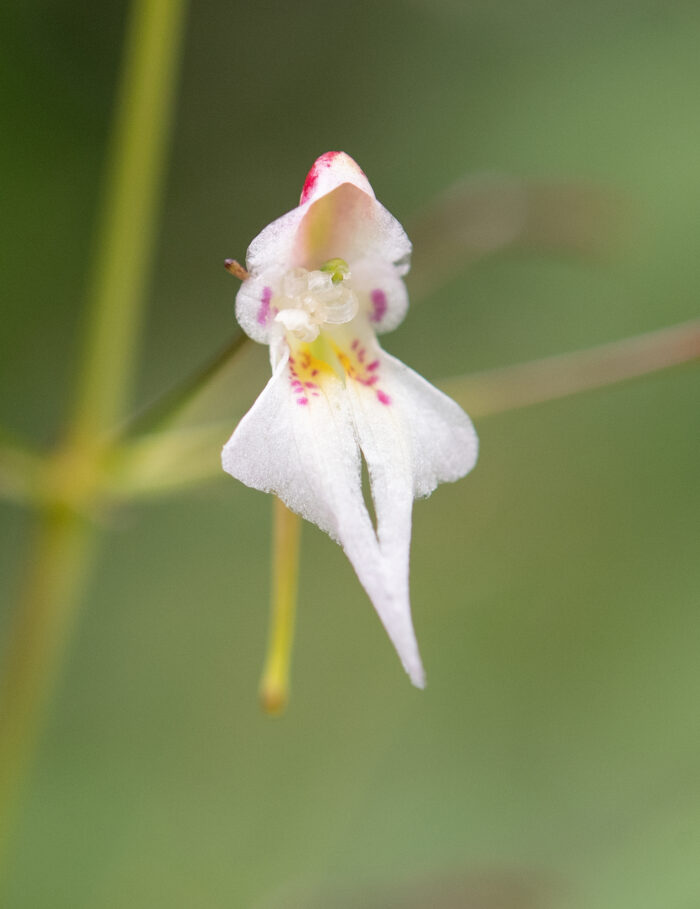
[274,266,358,342]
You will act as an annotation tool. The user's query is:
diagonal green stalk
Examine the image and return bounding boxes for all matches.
[0,0,188,880]
[102,317,700,501]
[442,318,700,418]
[121,329,249,439]
[69,0,188,453]
[260,498,302,716]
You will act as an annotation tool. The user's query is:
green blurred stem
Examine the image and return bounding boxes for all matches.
[0,0,188,879]
[121,329,248,438]
[260,499,302,716]
[69,0,188,452]
[0,509,92,863]
[442,318,700,418]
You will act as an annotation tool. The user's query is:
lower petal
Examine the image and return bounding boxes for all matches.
[221,348,426,686]
[338,334,479,685]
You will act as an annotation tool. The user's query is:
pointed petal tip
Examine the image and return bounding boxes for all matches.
[299,151,374,205]
[410,666,427,689]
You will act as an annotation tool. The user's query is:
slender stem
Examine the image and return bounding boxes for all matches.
[0,508,92,866]
[0,0,188,880]
[68,0,188,451]
[441,318,700,418]
[120,330,248,438]
[260,498,302,716]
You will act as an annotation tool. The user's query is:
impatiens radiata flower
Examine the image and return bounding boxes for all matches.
[222,152,478,687]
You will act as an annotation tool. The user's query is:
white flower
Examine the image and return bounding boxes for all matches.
[222,152,478,687]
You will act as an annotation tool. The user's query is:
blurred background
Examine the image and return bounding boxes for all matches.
[1,1,699,907]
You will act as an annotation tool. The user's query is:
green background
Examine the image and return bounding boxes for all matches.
[1,1,699,906]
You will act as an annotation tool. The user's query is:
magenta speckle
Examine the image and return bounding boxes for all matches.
[297,397,309,406]
[370,289,387,323]
[311,369,319,376]
[367,360,380,371]
[351,339,359,350]
[299,151,341,204]
[257,287,272,325]
[377,390,391,406]
[304,381,318,388]
[358,348,366,363]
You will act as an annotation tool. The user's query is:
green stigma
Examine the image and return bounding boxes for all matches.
[320,257,350,285]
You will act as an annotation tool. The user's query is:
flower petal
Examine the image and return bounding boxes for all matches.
[235,272,283,345]
[221,347,425,686]
[329,329,479,683]
[350,256,410,334]
[244,153,411,280]
[294,183,412,274]
[299,151,375,205]
[342,339,479,497]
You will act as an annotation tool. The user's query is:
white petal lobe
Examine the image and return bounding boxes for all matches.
[221,353,427,686]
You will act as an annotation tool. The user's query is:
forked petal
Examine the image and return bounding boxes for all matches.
[221,351,426,686]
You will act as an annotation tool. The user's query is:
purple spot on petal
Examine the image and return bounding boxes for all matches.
[257,286,273,325]
[367,360,380,371]
[297,397,309,406]
[370,289,387,323]
[377,390,391,405]
[351,339,359,350]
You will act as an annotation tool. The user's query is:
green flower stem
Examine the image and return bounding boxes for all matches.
[260,498,302,716]
[0,0,188,879]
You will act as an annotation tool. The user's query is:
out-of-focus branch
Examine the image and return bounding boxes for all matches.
[441,319,700,419]
[407,175,627,302]
[107,320,699,500]
[0,0,189,884]
[108,421,233,498]
[0,434,42,505]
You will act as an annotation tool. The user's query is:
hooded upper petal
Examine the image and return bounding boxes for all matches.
[242,152,411,293]
[298,151,375,205]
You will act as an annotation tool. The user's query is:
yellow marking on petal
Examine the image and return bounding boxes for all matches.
[301,337,345,382]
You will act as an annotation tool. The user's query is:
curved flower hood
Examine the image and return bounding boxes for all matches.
[222,151,478,687]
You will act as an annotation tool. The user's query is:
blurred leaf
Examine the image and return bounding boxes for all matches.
[407,176,627,302]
